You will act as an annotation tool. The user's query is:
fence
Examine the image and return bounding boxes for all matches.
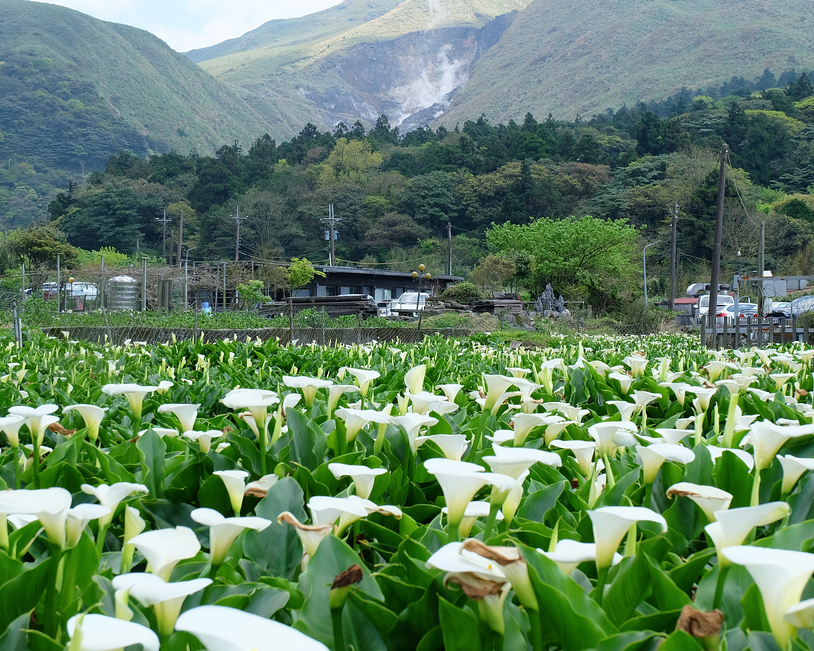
[702,314,814,349]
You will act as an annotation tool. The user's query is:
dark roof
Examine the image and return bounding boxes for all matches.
[314,265,462,281]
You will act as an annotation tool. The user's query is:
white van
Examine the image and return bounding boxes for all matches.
[698,294,734,318]
[391,292,429,316]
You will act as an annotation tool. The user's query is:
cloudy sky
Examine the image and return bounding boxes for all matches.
[30,0,344,52]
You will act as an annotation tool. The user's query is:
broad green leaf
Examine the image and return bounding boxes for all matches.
[286,409,328,471]
[0,611,30,651]
[517,480,566,522]
[136,429,166,498]
[604,553,651,627]
[590,630,662,651]
[658,630,704,650]
[437,597,481,651]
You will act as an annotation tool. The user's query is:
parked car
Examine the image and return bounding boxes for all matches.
[771,302,792,318]
[42,281,99,300]
[698,294,734,318]
[390,292,430,317]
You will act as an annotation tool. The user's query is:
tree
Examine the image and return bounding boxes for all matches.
[486,215,639,310]
[14,225,79,269]
[288,257,326,292]
[470,254,517,295]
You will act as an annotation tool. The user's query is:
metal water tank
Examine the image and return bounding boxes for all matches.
[106,276,139,311]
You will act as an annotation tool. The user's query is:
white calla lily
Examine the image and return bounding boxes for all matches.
[635,444,695,484]
[482,374,517,411]
[483,445,562,480]
[706,445,755,470]
[538,539,623,575]
[113,573,212,636]
[244,474,279,498]
[8,404,60,445]
[128,526,201,580]
[66,504,110,547]
[512,413,553,446]
[652,428,691,446]
[587,506,667,569]
[0,486,72,548]
[785,599,814,630]
[328,463,387,499]
[443,501,503,538]
[550,439,597,477]
[213,470,249,516]
[0,414,25,448]
[335,407,392,443]
[156,403,200,434]
[183,429,222,454]
[740,421,814,472]
[67,614,159,651]
[282,376,332,407]
[722,546,814,649]
[342,367,380,397]
[101,385,158,420]
[404,364,427,394]
[609,372,634,395]
[589,420,638,457]
[778,455,814,494]
[176,604,329,651]
[190,507,271,565]
[326,384,358,419]
[414,434,469,462]
[81,482,149,528]
[666,482,732,521]
[705,502,790,565]
[277,511,333,560]
[391,413,438,449]
[62,405,108,442]
[436,383,464,403]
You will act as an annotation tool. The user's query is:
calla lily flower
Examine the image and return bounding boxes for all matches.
[308,495,400,534]
[538,539,623,575]
[391,413,438,449]
[462,539,538,611]
[81,482,149,528]
[483,445,562,480]
[706,444,755,470]
[587,506,667,569]
[512,413,555,446]
[778,455,814,494]
[705,502,790,565]
[685,386,718,411]
[425,540,508,603]
[176,604,329,651]
[8,404,60,445]
[635,444,695,484]
[244,474,279,498]
[722,546,814,649]
[436,383,464,402]
[609,372,634,395]
[785,599,814,630]
[113,573,212,636]
[328,463,387,499]
[770,372,796,391]
[482,374,517,411]
[101,384,158,420]
[623,355,648,378]
[550,439,597,477]
[0,486,71,548]
[213,470,249,516]
[67,613,159,651]
[740,421,814,472]
[652,428,691,446]
[414,434,469,461]
[221,389,278,444]
[704,360,738,382]
[66,504,110,547]
[183,429,222,454]
[666,482,732,521]
[62,405,108,443]
[486,430,515,446]
[443,501,503,538]
[506,367,532,378]
[277,511,333,560]
[156,403,200,434]
[326,385,358,419]
[607,400,638,422]
[545,402,590,422]
[335,407,392,444]
[342,367,380,397]
[138,427,179,438]
[190,508,271,565]
[659,381,693,407]
[0,414,25,448]
[425,458,514,531]
[589,420,638,457]
[282,376,332,408]
[122,506,146,573]
[405,364,427,394]
[406,391,456,416]
[128,526,201,580]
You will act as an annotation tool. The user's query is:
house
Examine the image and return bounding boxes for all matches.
[298,265,462,302]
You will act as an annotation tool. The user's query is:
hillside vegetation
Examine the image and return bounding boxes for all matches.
[441,0,814,125]
[0,0,270,227]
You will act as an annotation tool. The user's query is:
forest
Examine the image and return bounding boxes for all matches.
[7,69,814,313]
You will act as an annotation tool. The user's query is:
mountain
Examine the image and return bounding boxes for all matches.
[0,0,272,226]
[193,0,532,134]
[439,0,814,125]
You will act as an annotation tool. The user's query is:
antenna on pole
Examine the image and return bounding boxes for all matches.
[232,205,247,262]
[157,209,171,264]
[320,204,341,266]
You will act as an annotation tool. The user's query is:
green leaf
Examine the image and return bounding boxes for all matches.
[295,536,385,651]
[243,477,307,580]
[521,546,616,651]
[658,630,704,650]
[286,409,328,471]
[590,630,662,651]
[746,632,783,651]
[0,611,31,651]
[136,429,166,498]
[0,557,51,633]
[348,591,398,639]
[645,556,691,612]
[517,480,566,522]
[604,554,651,627]
[437,597,481,651]
[712,447,753,509]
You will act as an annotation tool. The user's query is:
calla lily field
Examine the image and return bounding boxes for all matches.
[4,329,814,651]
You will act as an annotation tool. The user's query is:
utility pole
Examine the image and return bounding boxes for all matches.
[669,203,678,310]
[157,210,171,264]
[177,211,184,269]
[708,143,728,348]
[758,221,766,323]
[447,222,453,275]
[135,239,140,258]
[320,204,341,266]
[232,206,247,262]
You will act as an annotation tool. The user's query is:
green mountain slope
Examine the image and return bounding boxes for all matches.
[196,0,531,133]
[440,0,814,125]
[0,0,270,162]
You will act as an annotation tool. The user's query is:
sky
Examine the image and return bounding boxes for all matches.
[30,0,344,52]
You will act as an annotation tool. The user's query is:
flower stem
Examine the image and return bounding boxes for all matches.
[32,438,42,489]
[712,564,730,610]
[601,453,615,488]
[259,426,267,477]
[44,545,63,637]
[528,613,544,651]
[96,523,109,556]
[482,503,500,542]
[750,469,762,507]
[13,447,20,489]
[594,566,609,607]
[331,608,346,651]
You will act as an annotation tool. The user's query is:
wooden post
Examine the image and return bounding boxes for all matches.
[746,316,753,344]
[288,297,294,345]
[701,315,707,348]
